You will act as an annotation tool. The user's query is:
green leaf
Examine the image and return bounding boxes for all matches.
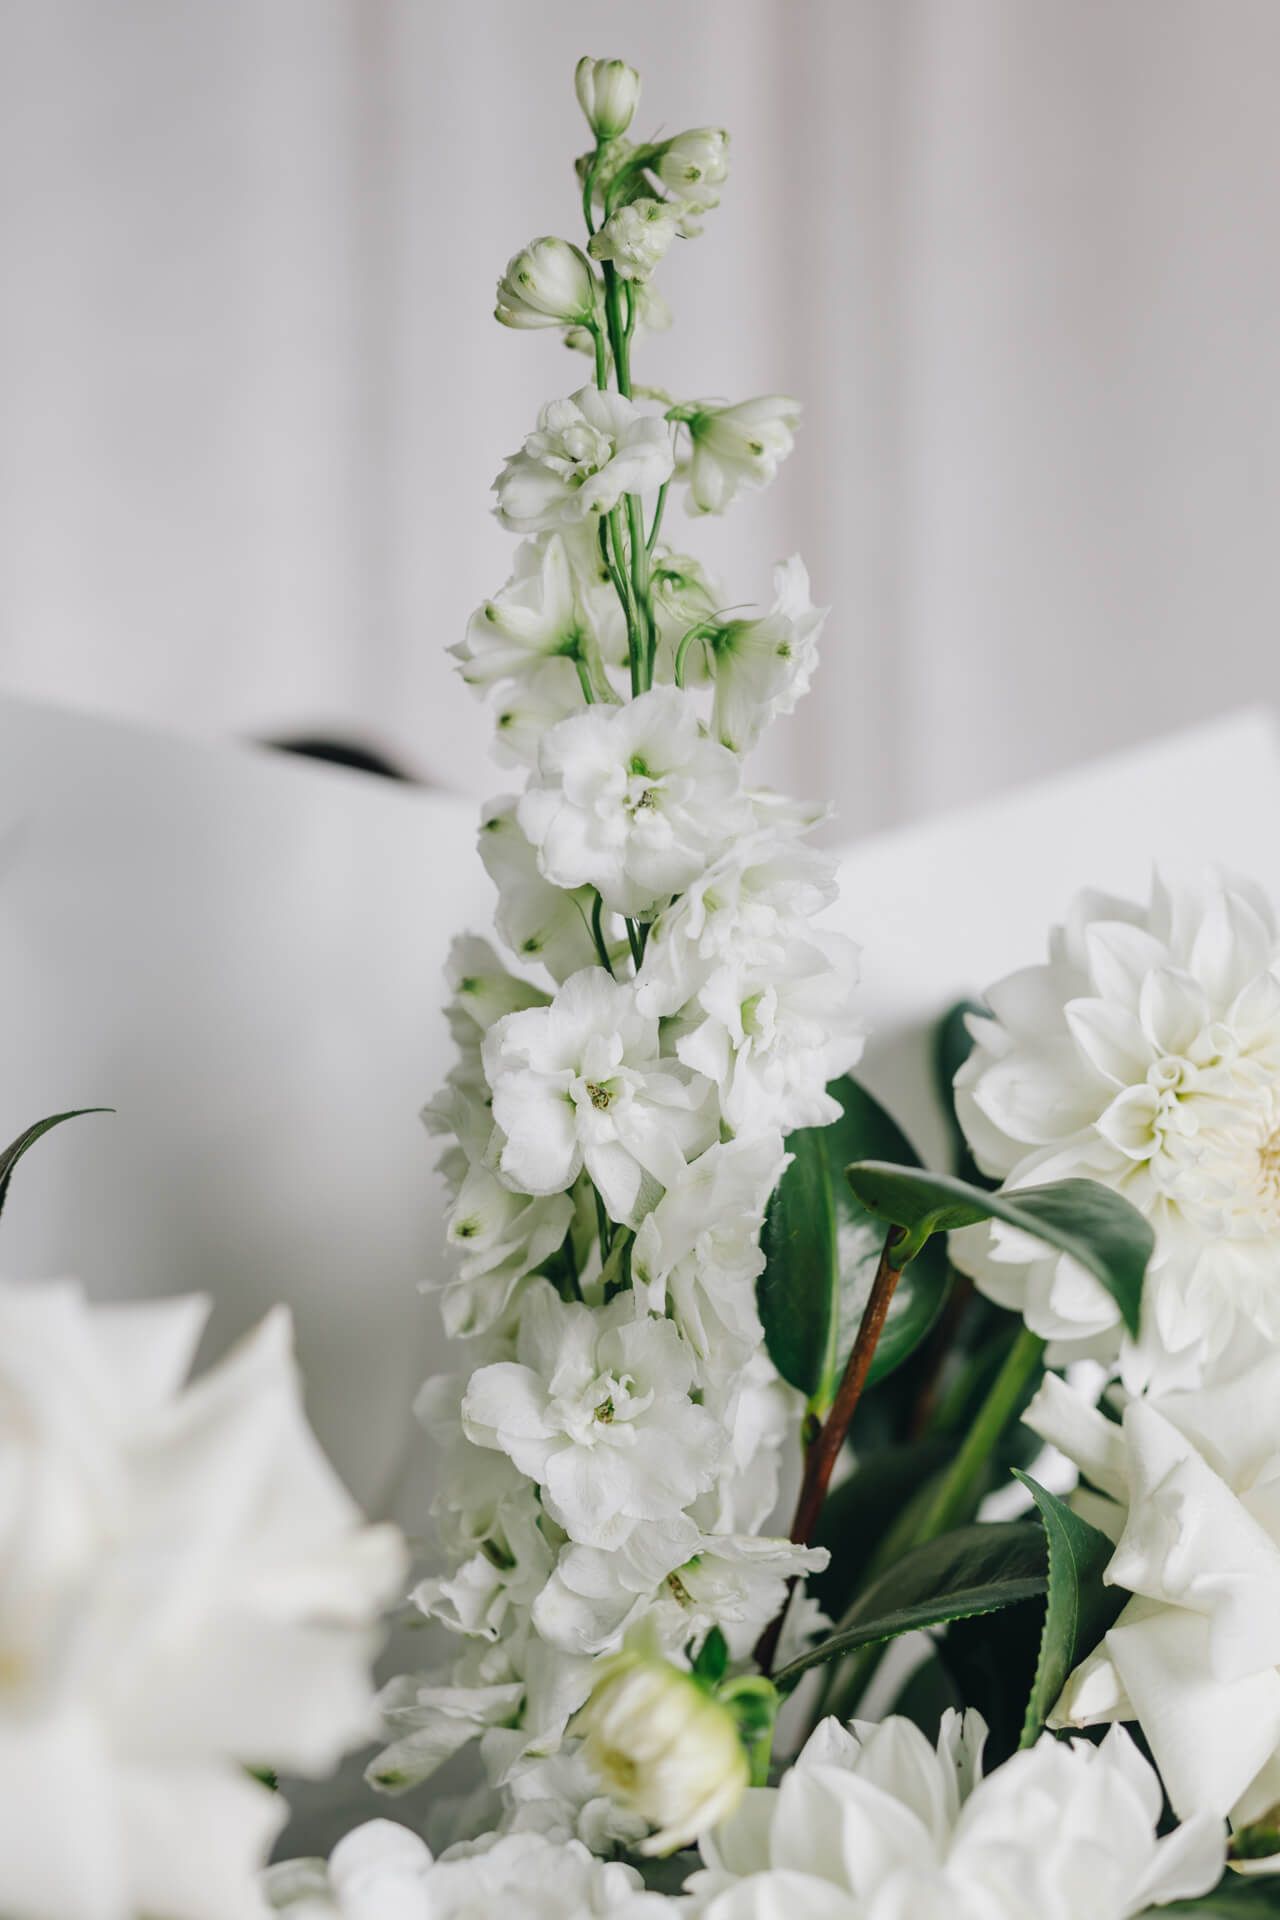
[0,1109,113,1220]
[1016,1470,1126,1747]
[691,1625,728,1687]
[772,1521,1048,1694]
[809,1438,951,1618]
[844,1163,1153,1338]
[758,1079,951,1411]
[1160,1876,1280,1916]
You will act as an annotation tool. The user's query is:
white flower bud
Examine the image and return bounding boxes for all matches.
[496,237,597,331]
[589,197,682,282]
[573,1639,748,1855]
[655,128,730,213]
[575,56,641,141]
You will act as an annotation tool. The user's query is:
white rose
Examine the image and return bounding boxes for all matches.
[951,873,1280,1386]
[494,388,674,535]
[461,1283,722,1551]
[0,1281,407,1920]
[680,396,800,515]
[518,685,749,918]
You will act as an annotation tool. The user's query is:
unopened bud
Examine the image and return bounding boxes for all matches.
[575,56,641,141]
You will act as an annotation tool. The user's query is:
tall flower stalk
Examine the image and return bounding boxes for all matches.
[372,53,857,1848]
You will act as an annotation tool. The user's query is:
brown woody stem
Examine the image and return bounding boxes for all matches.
[754,1227,906,1676]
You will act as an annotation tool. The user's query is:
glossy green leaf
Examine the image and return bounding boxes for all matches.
[1161,1877,1280,1916]
[809,1438,951,1618]
[1016,1470,1126,1747]
[844,1163,1153,1337]
[0,1109,112,1221]
[758,1079,951,1411]
[772,1521,1048,1694]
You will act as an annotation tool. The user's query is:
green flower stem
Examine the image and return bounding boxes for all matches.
[912,1325,1046,1548]
[647,480,668,554]
[601,260,630,396]
[816,1323,1046,1719]
[673,622,712,689]
[573,653,596,705]
[593,1184,614,1262]
[590,892,615,976]
[604,508,645,696]
[626,493,655,690]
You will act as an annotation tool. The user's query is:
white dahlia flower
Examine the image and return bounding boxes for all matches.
[1028,1360,1280,1839]
[954,873,1280,1385]
[685,1711,1224,1919]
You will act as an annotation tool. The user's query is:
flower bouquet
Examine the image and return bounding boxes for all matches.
[6,52,1280,1920]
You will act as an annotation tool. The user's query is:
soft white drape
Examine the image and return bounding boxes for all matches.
[3,0,1278,837]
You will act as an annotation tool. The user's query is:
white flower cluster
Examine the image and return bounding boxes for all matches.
[265,1820,665,1920]
[0,1281,406,1920]
[370,53,860,1851]
[955,869,1280,1854]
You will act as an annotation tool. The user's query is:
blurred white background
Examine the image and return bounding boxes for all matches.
[2,0,1278,839]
